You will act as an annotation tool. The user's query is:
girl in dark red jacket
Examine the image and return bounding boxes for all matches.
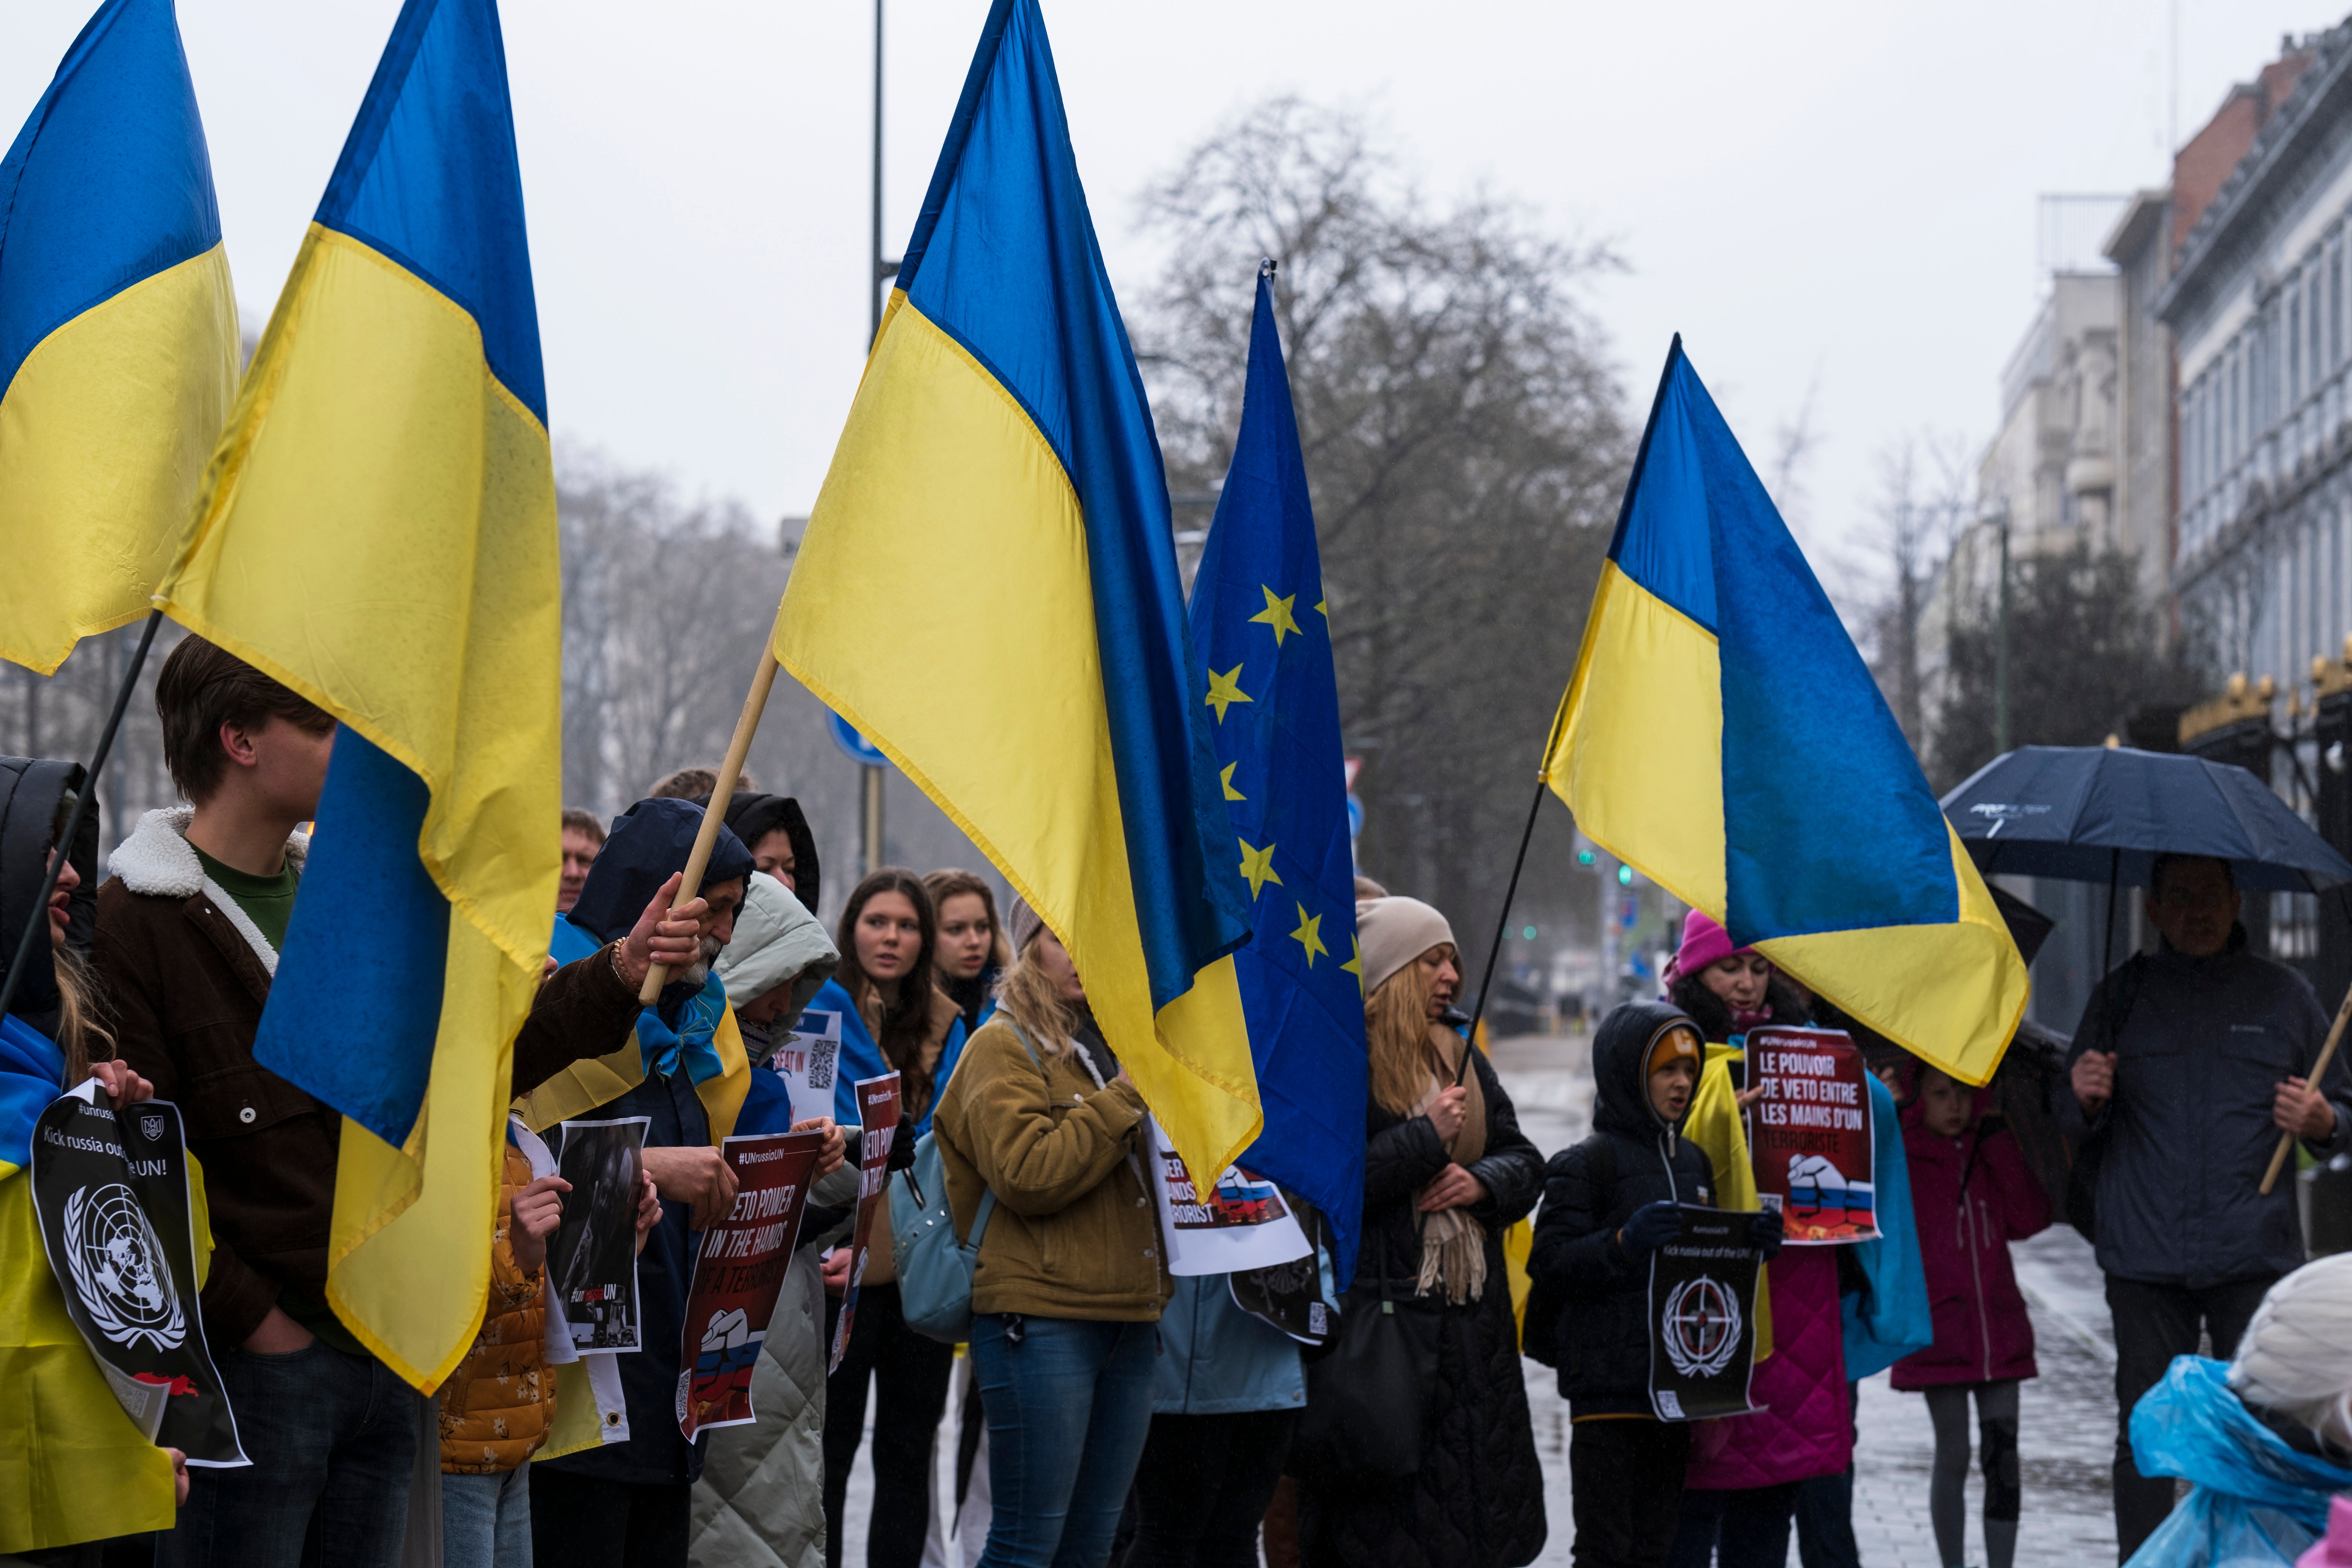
[1893,1066,2050,1568]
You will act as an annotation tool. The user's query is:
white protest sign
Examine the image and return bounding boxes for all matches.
[1145,1118,1311,1276]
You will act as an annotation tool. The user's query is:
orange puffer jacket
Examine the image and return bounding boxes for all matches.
[439,1144,556,1473]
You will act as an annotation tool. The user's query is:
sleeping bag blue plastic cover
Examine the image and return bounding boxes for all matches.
[2126,1354,2352,1567]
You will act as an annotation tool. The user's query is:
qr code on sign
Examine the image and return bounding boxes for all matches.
[1655,1391,1683,1419]
[808,1039,838,1092]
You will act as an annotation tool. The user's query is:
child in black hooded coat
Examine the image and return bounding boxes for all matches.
[1529,1001,1780,1568]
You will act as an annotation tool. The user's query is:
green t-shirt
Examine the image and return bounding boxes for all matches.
[192,845,299,955]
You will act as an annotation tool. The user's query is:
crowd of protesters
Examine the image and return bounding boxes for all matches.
[18,637,2352,1568]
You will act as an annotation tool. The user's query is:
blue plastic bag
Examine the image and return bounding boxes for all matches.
[2126,1355,2352,1567]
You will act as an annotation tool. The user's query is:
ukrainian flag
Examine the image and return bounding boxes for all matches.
[1545,341,2026,1084]
[0,0,236,676]
[156,0,560,1390]
[778,0,1262,1183]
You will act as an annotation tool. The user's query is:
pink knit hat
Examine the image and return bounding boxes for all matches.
[1673,910,1755,980]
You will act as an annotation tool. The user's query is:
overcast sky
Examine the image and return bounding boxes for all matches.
[6,0,2342,586]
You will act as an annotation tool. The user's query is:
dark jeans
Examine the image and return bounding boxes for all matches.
[969,1313,1158,1568]
[1128,1408,1301,1568]
[157,1341,416,1568]
[2108,1273,2275,1562]
[1568,1418,1692,1568]
[528,1466,691,1567]
[1667,1482,1800,1568]
[824,1281,955,1568]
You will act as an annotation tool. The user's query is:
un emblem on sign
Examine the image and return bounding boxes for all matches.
[1660,1275,1741,1378]
[61,1182,185,1351]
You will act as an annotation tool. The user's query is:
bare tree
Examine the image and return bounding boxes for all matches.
[1845,434,1971,751]
[1132,98,1632,952]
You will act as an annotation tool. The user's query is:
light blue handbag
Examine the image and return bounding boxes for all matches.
[889,1021,1041,1342]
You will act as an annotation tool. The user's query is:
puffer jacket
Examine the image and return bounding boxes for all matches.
[1686,1242,1850,1489]
[439,1143,556,1473]
[1528,1001,1717,1414]
[1295,1039,1546,1568]
[931,1014,1166,1321]
[689,1161,862,1568]
[1892,1086,2048,1390]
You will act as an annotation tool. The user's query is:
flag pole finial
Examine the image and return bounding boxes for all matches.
[1259,256,1277,279]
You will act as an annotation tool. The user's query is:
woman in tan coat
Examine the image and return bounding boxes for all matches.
[931,898,1168,1568]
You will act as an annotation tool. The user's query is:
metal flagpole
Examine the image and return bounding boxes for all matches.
[0,608,167,1023]
[1459,778,1549,1084]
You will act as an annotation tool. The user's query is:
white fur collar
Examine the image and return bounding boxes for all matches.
[109,805,308,976]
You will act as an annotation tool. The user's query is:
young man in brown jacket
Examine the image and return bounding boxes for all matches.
[97,638,716,1568]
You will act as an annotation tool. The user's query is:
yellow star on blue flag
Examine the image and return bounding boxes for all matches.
[1186,263,1367,1277]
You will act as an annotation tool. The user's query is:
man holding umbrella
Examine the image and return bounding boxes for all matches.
[2063,851,2352,1559]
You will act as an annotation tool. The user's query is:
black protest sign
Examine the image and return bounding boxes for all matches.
[1646,1205,1763,1423]
[31,1089,246,1465]
[548,1116,650,1352]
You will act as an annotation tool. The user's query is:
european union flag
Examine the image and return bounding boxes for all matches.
[1187,266,1367,1279]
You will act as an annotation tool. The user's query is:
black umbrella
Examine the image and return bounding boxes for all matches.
[1942,745,2352,894]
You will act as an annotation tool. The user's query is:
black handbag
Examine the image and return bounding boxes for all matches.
[1293,1227,1441,1479]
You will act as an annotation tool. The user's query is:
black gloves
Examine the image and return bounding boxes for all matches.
[1747,1208,1785,1260]
[1618,1200,1681,1260]
[886,1124,919,1173]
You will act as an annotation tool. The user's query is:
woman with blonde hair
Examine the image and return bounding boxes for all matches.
[931,896,1167,1568]
[1293,896,1546,1568]
[2,758,180,1558]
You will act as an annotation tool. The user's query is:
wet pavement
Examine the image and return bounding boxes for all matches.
[1493,1029,2121,1568]
[835,1029,2126,1566]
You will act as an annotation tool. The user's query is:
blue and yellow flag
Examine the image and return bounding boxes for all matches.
[1544,340,2026,1084]
[0,0,236,675]
[1187,268,1367,1279]
[156,0,560,1390]
[777,0,1261,1184]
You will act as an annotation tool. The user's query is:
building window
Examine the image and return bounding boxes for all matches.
[2232,347,2243,461]
[2317,264,2329,384]
[2324,242,2343,369]
[2292,291,2304,404]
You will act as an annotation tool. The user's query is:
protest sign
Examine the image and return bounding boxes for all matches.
[1744,1026,1877,1244]
[1147,1119,1312,1276]
[31,1084,246,1466]
[1646,1205,1764,1422]
[774,1007,844,1126]
[1229,1240,1334,1349]
[548,1116,650,1351]
[510,1118,629,1445]
[678,1129,822,1439]
[828,1073,901,1374]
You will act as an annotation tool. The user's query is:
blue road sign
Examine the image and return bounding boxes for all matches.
[828,711,889,769]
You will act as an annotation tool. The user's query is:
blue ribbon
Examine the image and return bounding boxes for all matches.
[636,971,729,1085]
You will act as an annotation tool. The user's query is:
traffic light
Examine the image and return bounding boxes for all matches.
[1617,864,1634,886]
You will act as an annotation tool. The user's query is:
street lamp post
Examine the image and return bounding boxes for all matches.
[1993,500,2013,756]
[861,0,894,876]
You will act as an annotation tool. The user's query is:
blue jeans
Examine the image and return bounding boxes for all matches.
[443,1468,533,1568]
[159,1341,416,1568]
[969,1314,1158,1568]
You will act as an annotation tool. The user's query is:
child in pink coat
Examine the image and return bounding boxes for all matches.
[1894,1065,2051,1568]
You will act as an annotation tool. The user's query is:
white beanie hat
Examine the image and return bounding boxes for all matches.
[1355,896,1456,997]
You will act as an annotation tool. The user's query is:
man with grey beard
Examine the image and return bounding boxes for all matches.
[529,795,758,1567]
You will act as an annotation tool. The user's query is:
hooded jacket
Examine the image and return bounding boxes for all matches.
[1891,1082,2048,1390]
[707,792,820,920]
[99,804,645,1352]
[714,873,838,1035]
[534,797,758,1489]
[0,756,96,1040]
[2060,929,2347,1288]
[0,761,187,1553]
[1528,1001,1717,1413]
